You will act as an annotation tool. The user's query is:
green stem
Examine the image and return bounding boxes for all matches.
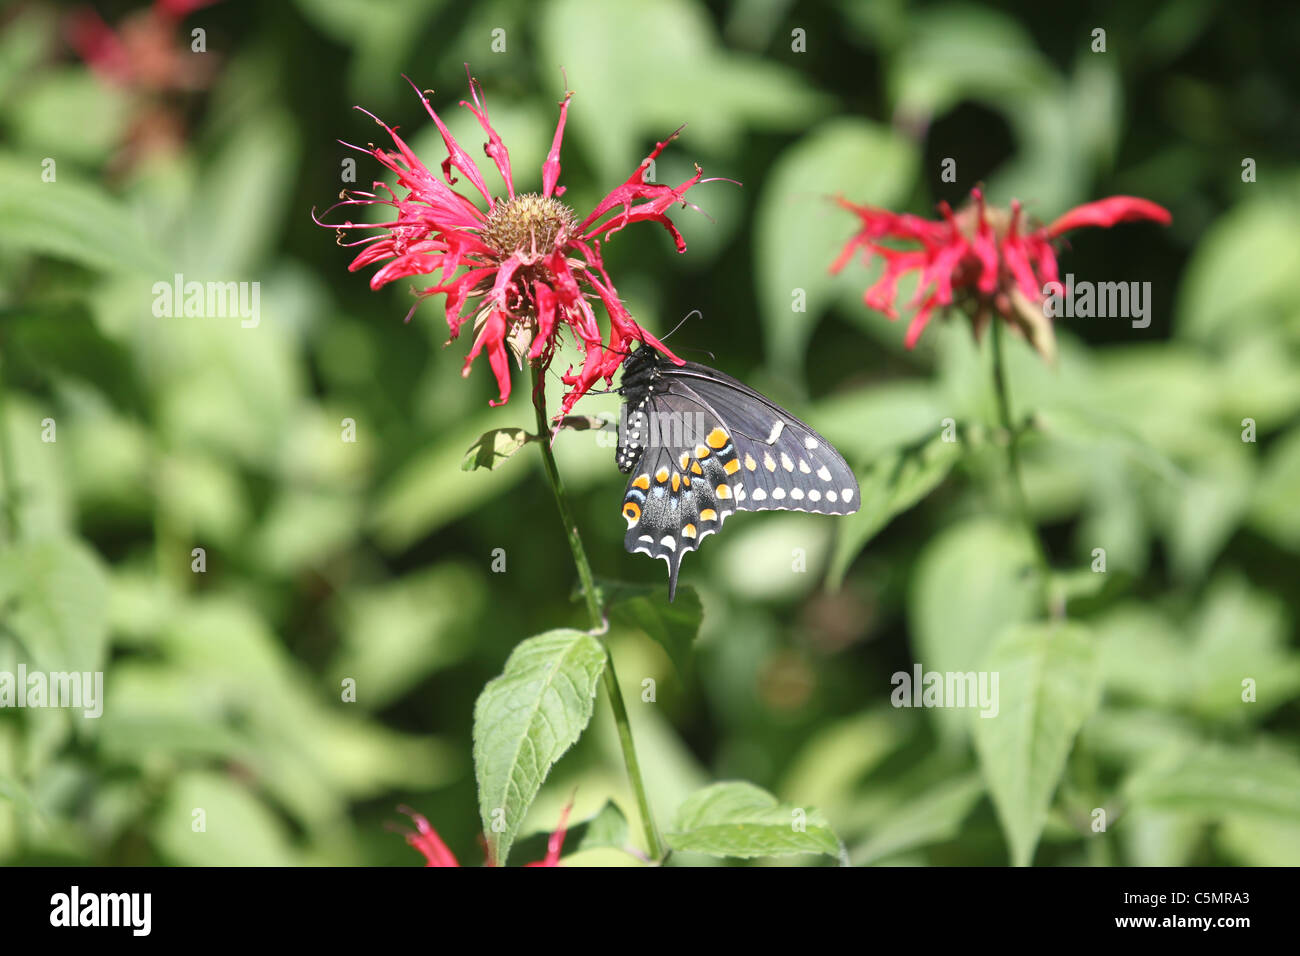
[530,364,665,862]
[989,320,1055,617]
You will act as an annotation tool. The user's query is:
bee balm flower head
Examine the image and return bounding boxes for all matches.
[317,69,726,415]
[831,188,1171,358]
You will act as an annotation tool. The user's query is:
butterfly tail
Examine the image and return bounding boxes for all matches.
[666,555,680,603]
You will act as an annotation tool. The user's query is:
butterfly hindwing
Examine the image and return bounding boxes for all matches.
[617,343,859,599]
[620,393,743,600]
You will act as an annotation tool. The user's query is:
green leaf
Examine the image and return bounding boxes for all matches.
[371,409,534,549]
[972,622,1101,867]
[1177,198,1300,346]
[1250,425,1300,552]
[666,781,841,859]
[908,517,1039,742]
[461,427,533,472]
[755,118,916,375]
[473,629,607,865]
[0,538,110,673]
[0,153,166,275]
[852,773,984,865]
[598,578,703,679]
[828,431,960,588]
[539,0,825,184]
[1125,746,1300,823]
[153,770,299,866]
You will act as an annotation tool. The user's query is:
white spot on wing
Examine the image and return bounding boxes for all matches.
[804,436,819,450]
[765,421,785,444]
[842,488,854,502]
[752,488,767,501]
[817,465,832,481]
[791,488,804,500]
[773,488,786,500]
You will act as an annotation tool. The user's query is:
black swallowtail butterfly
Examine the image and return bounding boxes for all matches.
[616,343,860,600]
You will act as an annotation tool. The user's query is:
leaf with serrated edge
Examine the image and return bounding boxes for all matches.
[667,781,840,859]
[473,629,606,865]
[973,622,1101,866]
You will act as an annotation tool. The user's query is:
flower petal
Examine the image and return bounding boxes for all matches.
[1046,196,1171,237]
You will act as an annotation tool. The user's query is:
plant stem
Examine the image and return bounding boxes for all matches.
[989,320,1054,616]
[530,364,665,862]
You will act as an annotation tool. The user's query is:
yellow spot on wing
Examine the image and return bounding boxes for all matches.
[707,427,729,449]
[690,461,703,475]
[716,484,732,499]
[632,474,650,490]
[671,473,681,492]
[694,444,710,459]
[622,502,641,526]
[724,459,741,475]
[655,467,670,483]
[744,454,757,471]
[678,453,691,470]
[700,508,718,522]
[682,523,697,538]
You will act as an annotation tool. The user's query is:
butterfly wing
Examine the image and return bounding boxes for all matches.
[620,390,744,601]
[660,363,860,516]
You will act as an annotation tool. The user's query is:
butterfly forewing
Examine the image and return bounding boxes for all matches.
[665,364,859,516]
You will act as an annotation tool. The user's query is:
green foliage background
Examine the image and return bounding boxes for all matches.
[1,0,1298,865]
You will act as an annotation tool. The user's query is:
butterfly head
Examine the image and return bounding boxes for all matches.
[618,340,664,395]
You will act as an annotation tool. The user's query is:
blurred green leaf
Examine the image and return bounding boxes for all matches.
[540,0,826,182]
[755,118,916,375]
[0,153,166,275]
[887,4,1054,117]
[330,564,484,709]
[0,538,109,674]
[909,517,1039,742]
[666,781,841,860]
[1250,425,1300,552]
[1125,746,1300,824]
[9,69,131,165]
[153,770,299,866]
[853,772,983,865]
[462,427,532,472]
[1177,196,1300,346]
[828,430,960,588]
[474,628,607,865]
[973,621,1101,866]
[372,410,534,549]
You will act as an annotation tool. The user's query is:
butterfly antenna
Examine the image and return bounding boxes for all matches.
[661,309,704,342]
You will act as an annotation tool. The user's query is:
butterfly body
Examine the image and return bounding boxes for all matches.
[616,343,859,599]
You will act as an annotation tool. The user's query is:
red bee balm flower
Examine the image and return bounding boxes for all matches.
[830,188,1171,356]
[319,71,721,414]
[396,804,571,867]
